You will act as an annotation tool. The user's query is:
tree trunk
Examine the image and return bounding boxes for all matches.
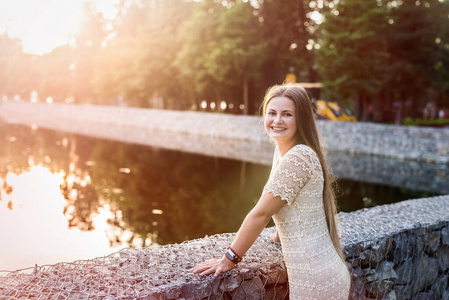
[243,75,249,115]
[395,100,403,125]
[362,95,370,122]
[355,92,363,121]
[296,0,316,82]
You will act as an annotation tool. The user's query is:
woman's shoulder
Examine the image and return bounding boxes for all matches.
[286,144,321,166]
[289,144,318,158]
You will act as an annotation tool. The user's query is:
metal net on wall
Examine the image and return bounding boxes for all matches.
[0,231,289,300]
[340,196,449,299]
[345,224,449,299]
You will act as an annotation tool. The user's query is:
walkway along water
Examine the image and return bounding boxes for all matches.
[0,101,448,299]
[1,101,449,165]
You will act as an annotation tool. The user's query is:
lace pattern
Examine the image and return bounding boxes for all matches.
[263,146,313,205]
[264,144,350,299]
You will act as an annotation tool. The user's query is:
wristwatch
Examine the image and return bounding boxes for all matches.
[225,248,242,264]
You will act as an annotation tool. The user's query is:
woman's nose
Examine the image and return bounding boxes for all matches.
[274,114,282,123]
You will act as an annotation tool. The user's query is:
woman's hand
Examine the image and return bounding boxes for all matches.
[270,230,280,242]
[192,256,235,277]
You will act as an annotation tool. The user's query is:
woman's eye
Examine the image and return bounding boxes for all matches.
[284,113,292,117]
[268,111,276,116]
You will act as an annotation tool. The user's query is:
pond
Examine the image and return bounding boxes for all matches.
[0,122,446,272]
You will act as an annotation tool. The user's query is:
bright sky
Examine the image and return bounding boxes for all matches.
[0,0,117,55]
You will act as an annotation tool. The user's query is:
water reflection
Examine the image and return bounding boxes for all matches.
[0,124,269,270]
[0,123,444,271]
[89,140,266,246]
[329,152,449,195]
[0,166,122,271]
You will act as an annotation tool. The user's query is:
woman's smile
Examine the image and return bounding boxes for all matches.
[265,96,297,146]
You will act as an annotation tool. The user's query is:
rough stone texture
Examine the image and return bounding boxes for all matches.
[1,101,448,165]
[1,196,448,299]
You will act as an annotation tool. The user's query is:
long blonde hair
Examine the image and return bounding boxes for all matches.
[261,83,344,261]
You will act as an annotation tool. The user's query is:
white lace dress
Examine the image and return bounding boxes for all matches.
[264,144,351,299]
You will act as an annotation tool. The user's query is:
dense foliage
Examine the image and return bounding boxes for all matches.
[0,0,448,122]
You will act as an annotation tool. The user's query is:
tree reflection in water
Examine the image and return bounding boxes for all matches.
[0,123,269,250]
[89,140,268,247]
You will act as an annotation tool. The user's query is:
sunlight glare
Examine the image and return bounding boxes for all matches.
[0,0,118,55]
[309,11,324,24]
[0,166,119,271]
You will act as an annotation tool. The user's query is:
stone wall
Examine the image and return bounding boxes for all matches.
[1,101,448,164]
[1,196,448,299]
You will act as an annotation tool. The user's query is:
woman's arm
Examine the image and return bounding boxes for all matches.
[192,191,285,277]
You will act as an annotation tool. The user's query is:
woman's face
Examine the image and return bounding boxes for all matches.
[264,96,297,145]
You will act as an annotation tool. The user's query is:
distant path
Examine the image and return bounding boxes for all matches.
[1,100,448,164]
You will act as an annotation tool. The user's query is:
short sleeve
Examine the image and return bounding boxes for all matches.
[263,146,313,205]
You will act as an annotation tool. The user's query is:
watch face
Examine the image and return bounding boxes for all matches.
[225,251,236,262]
[226,249,241,263]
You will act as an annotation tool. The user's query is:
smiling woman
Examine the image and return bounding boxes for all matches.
[0,0,116,55]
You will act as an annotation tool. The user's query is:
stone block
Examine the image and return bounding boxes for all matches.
[419,229,440,253]
[437,245,449,272]
[430,275,449,298]
[390,233,417,265]
[394,285,412,300]
[394,260,414,285]
[443,290,449,300]
[180,278,220,299]
[376,261,398,282]
[264,284,288,300]
[365,280,394,299]
[361,238,392,267]
[218,273,243,293]
[442,227,449,246]
[413,253,439,294]
[164,288,182,299]
[384,290,397,300]
[231,276,266,300]
[259,265,288,285]
[414,291,436,300]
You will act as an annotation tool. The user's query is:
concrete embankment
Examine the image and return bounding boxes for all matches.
[1,101,448,164]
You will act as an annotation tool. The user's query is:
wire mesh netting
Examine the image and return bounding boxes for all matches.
[1,196,449,299]
[340,196,449,299]
[0,231,288,299]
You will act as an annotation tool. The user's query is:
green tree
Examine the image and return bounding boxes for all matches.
[204,1,267,114]
[36,46,77,102]
[0,35,32,98]
[384,0,449,122]
[173,0,226,109]
[315,0,389,120]
[93,0,194,108]
[72,2,107,103]
[258,0,334,86]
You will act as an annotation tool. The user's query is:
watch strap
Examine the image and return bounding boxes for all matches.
[225,248,242,264]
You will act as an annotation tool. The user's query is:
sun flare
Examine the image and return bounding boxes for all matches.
[0,0,117,55]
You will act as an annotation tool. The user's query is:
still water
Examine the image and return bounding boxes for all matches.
[0,123,444,271]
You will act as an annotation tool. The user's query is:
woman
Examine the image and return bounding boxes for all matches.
[192,83,351,299]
